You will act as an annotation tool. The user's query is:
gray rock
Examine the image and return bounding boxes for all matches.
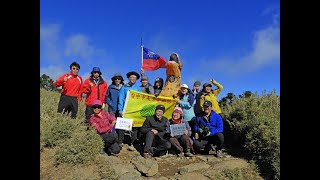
[132,156,158,177]
[119,172,144,180]
[176,172,209,180]
[178,162,210,175]
[113,164,140,177]
[198,156,208,161]
[104,156,123,164]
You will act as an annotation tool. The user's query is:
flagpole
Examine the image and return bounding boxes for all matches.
[141,37,143,68]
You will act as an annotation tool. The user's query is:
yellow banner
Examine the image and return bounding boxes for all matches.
[123,90,178,127]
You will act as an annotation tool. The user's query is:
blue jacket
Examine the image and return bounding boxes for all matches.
[194,110,223,136]
[105,84,122,114]
[118,82,142,113]
[176,93,195,121]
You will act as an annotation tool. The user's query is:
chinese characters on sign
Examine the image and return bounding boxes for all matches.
[170,123,186,136]
[115,118,133,131]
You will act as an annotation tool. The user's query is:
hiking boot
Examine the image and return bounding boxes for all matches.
[128,144,136,151]
[178,152,184,157]
[111,152,120,157]
[184,149,194,157]
[216,150,223,158]
[143,152,152,158]
[100,149,108,156]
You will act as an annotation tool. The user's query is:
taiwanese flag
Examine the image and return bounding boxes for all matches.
[142,47,167,71]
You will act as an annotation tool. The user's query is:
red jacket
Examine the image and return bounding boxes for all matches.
[90,111,116,134]
[81,76,108,106]
[53,73,83,102]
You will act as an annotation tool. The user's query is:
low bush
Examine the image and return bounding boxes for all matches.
[222,90,280,180]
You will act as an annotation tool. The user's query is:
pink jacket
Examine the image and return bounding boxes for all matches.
[90,111,116,134]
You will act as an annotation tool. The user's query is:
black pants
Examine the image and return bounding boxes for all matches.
[117,127,140,145]
[85,106,94,124]
[193,132,224,151]
[57,94,78,119]
[100,132,120,154]
[188,118,196,139]
[143,131,171,156]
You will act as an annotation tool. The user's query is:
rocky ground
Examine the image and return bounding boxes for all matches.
[40,144,263,179]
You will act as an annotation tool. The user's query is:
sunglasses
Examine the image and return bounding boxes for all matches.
[92,105,102,109]
[72,67,79,70]
[114,78,121,80]
[93,71,100,74]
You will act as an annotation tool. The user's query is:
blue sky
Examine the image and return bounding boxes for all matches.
[40,0,280,100]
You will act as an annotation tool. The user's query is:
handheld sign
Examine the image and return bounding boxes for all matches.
[170,123,186,136]
[115,118,133,131]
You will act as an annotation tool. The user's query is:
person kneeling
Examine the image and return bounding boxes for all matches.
[140,105,171,158]
[90,100,120,156]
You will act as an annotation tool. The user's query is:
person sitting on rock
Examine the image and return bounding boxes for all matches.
[167,107,193,157]
[140,105,171,158]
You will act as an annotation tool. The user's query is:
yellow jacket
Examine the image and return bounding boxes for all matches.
[199,80,223,114]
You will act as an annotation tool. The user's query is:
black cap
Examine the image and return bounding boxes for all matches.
[155,104,165,112]
[126,71,140,79]
[203,82,212,88]
[203,100,212,107]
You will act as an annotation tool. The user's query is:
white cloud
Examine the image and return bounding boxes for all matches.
[200,15,280,75]
[64,34,108,64]
[40,23,114,80]
[40,65,66,80]
[40,24,62,64]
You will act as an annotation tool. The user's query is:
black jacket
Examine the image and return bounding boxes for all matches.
[140,115,169,139]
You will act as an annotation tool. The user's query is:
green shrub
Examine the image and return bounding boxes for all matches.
[54,126,104,165]
[94,156,119,180]
[40,115,79,148]
[222,90,280,180]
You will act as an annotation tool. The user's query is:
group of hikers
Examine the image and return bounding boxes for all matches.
[53,52,225,159]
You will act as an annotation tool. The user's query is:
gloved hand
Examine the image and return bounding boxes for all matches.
[195,133,199,140]
[102,103,105,109]
[201,126,211,137]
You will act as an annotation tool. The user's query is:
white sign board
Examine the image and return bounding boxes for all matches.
[170,123,186,136]
[115,117,133,131]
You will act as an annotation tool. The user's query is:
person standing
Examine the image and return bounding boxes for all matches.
[153,77,164,97]
[106,73,124,117]
[81,67,108,124]
[192,81,202,117]
[199,79,223,115]
[117,71,142,151]
[53,61,83,119]
[140,75,155,95]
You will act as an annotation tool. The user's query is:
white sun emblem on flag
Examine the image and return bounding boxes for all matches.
[147,50,155,57]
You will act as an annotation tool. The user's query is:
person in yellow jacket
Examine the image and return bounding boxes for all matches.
[199,79,223,114]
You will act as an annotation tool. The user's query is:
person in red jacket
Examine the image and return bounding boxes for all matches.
[81,67,108,124]
[90,99,120,156]
[53,61,83,119]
